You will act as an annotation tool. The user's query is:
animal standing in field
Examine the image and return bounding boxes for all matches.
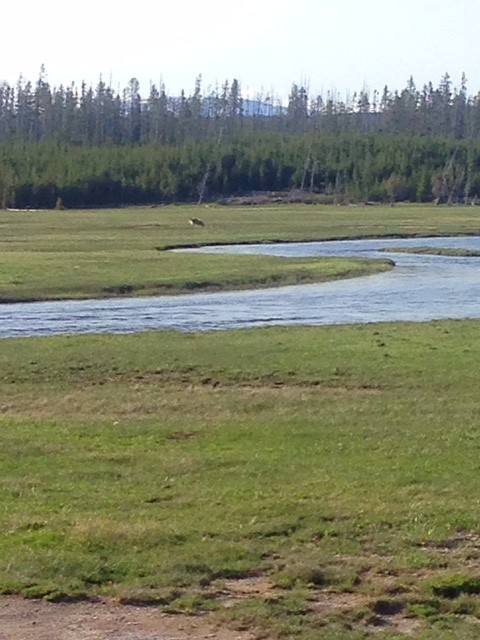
[189,217,205,227]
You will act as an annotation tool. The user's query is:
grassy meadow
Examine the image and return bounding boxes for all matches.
[1,204,480,638]
[1,324,480,638]
[1,202,480,301]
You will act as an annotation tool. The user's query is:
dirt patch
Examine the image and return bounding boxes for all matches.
[363,612,422,636]
[218,577,422,636]
[0,596,255,640]
[416,532,480,555]
[307,590,422,636]
[308,590,368,615]
[218,577,280,607]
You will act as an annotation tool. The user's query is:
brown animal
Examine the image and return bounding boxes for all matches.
[189,217,205,227]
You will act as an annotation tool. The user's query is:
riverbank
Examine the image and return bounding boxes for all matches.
[1,203,479,302]
[0,253,392,303]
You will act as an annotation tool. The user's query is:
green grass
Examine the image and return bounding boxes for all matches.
[0,248,391,301]
[381,246,480,257]
[1,321,480,638]
[2,202,480,637]
[1,202,480,301]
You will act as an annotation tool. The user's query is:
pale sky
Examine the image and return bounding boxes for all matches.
[3,0,479,102]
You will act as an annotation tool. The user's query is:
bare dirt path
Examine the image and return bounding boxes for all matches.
[0,597,254,640]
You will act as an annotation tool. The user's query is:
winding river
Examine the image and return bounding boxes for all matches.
[1,236,480,338]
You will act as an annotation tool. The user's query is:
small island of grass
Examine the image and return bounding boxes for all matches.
[381,246,480,257]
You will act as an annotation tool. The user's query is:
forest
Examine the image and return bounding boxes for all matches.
[2,69,480,208]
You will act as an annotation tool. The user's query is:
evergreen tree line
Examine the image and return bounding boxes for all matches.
[0,69,480,144]
[3,133,480,208]
[3,69,480,208]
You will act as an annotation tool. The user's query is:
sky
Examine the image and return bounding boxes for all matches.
[3,0,480,102]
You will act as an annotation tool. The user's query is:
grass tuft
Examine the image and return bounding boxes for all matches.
[427,575,480,599]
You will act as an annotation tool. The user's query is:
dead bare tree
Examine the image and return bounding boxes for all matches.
[197,125,224,205]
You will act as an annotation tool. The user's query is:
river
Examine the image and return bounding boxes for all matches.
[1,236,479,338]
